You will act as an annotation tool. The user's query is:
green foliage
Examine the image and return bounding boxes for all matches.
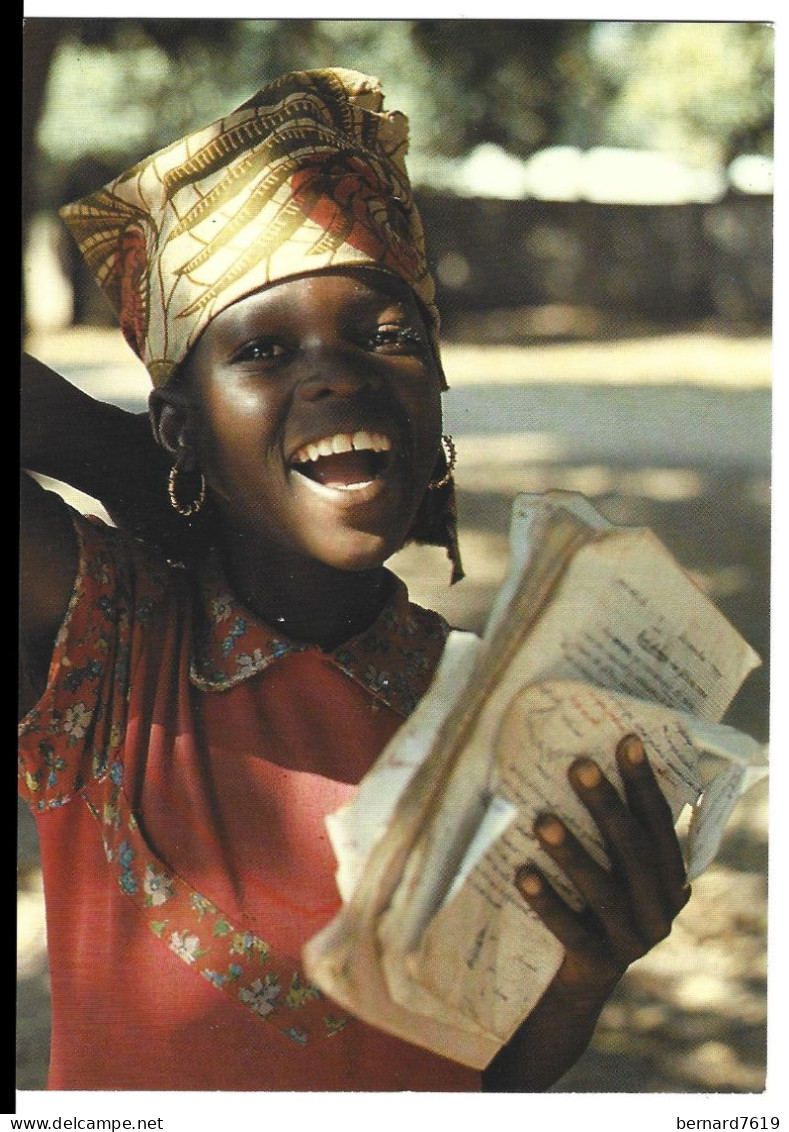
[586,22,774,165]
[408,20,583,155]
[29,18,774,209]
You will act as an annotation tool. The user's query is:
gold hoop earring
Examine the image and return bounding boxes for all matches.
[428,434,456,490]
[168,463,206,517]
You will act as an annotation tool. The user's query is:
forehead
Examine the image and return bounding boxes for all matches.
[172,266,440,392]
[215,268,424,332]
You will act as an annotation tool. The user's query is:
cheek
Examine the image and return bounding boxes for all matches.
[193,384,281,475]
[410,390,444,472]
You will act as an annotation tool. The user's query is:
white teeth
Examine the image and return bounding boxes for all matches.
[292,431,393,464]
[365,432,393,454]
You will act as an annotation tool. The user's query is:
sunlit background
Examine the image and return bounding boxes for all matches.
[20,18,773,1097]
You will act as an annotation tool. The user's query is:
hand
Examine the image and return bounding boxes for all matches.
[483,734,689,1090]
[515,734,691,1004]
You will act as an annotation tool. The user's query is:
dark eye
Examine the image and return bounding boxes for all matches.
[368,324,425,354]
[232,339,287,364]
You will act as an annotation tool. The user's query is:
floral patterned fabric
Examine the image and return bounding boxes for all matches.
[18,511,479,1091]
[189,553,449,718]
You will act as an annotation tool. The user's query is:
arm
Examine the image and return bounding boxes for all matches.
[20,469,79,709]
[482,734,690,1092]
[21,352,172,524]
[20,353,171,709]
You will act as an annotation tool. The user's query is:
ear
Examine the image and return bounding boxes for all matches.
[148,387,198,468]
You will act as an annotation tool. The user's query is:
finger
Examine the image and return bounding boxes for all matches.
[514,866,598,955]
[615,735,690,910]
[568,756,675,943]
[533,815,646,962]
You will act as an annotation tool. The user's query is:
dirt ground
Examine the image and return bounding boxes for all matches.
[17,324,772,1095]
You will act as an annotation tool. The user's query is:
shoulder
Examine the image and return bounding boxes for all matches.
[403,598,452,645]
[18,511,192,808]
[376,572,452,647]
[20,509,186,723]
[71,509,181,602]
[64,509,197,666]
[342,577,453,717]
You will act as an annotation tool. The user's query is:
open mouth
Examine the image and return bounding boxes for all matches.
[290,430,395,490]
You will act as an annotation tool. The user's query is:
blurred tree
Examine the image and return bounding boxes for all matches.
[22,23,60,267]
[26,19,262,206]
[27,20,774,205]
[22,18,321,326]
[26,19,589,207]
[22,19,773,330]
[410,20,587,156]
[582,22,774,167]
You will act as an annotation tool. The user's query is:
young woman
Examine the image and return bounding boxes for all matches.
[19,67,689,1092]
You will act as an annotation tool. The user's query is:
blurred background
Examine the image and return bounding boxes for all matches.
[20,18,772,1094]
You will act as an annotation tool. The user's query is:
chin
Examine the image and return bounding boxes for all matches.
[310,528,403,574]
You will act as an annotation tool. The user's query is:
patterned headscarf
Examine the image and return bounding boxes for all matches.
[59,68,442,388]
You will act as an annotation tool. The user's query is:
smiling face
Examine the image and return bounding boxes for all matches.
[159,269,444,575]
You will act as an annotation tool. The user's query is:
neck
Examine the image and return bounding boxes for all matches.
[217,530,392,651]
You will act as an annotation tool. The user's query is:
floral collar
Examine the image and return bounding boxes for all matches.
[189,560,451,719]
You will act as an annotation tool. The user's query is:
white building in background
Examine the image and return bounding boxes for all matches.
[727,154,774,196]
[25,144,773,335]
[425,142,772,206]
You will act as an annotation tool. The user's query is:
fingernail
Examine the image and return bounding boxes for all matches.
[535,817,565,846]
[621,735,645,764]
[516,869,542,897]
[572,758,601,789]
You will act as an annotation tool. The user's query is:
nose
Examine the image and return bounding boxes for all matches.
[297,342,381,401]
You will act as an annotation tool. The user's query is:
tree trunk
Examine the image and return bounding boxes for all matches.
[22,20,60,333]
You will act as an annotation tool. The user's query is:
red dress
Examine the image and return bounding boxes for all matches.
[18,513,481,1092]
